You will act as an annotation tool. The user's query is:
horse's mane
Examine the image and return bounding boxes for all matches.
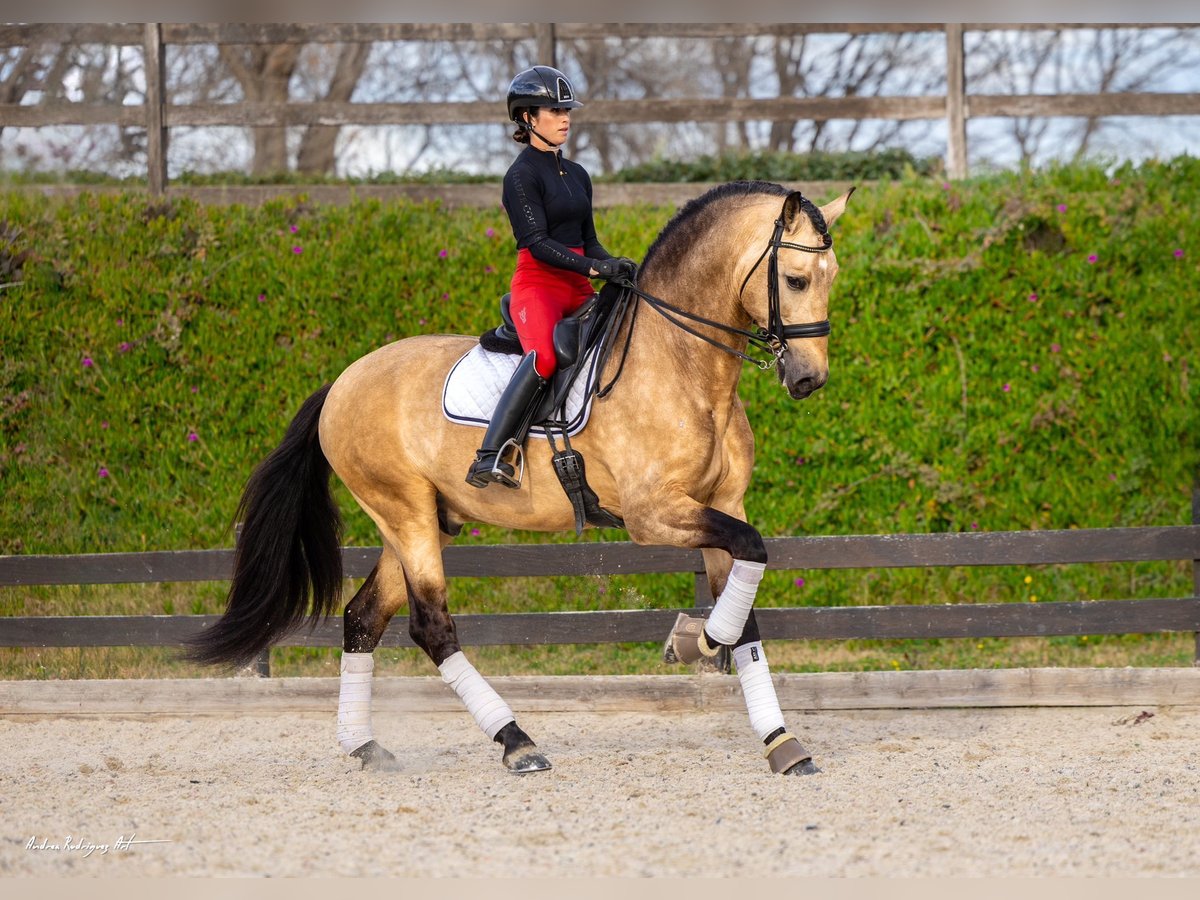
[641,180,791,275]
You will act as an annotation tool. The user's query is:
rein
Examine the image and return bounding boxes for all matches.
[616,215,833,371]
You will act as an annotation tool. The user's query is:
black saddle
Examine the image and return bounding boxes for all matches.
[478,286,617,426]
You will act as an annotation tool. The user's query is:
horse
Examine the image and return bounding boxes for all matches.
[186,180,853,777]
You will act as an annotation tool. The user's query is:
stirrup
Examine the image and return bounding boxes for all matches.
[490,439,525,489]
[662,612,721,665]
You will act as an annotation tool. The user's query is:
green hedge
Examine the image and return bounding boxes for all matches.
[0,159,1195,636]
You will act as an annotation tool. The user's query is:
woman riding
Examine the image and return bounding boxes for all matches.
[465,65,636,488]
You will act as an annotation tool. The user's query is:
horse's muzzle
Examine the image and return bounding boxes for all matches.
[777,357,828,400]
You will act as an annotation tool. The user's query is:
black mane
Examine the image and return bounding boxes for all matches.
[641,180,791,275]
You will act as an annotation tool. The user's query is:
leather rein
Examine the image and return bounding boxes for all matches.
[614,216,833,371]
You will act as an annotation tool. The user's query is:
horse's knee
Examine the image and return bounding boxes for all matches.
[343,562,408,653]
[702,508,766,563]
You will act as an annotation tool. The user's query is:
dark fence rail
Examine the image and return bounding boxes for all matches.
[3,526,1198,674]
[4,22,1200,189]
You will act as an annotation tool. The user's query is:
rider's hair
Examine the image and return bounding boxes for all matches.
[512,107,533,144]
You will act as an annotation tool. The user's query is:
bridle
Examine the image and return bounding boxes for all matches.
[612,214,834,371]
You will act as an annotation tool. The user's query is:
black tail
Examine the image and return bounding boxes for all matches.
[184,385,343,668]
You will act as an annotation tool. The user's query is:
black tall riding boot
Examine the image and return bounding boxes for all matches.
[465,352,548,488]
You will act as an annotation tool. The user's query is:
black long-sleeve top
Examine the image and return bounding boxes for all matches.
[501,144,611,277]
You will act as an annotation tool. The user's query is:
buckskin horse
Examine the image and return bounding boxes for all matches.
[187,180,853,777]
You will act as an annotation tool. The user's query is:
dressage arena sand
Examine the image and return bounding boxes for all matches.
[2,679,1199,879]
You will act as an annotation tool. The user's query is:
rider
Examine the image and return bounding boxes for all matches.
[465,65,637,488]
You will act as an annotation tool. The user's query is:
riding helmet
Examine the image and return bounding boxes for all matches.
[506,66,583,123]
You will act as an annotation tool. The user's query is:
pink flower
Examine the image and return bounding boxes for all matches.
[470,528,481,536]
[485,265,495,274]
[116,318,124,326]
[1087,254,1098,264]
[1050,343,1061,353]
[1174,248,1184,259]
[98,467,109,478]
[292,246,303,255]
[970,522,979,530]
[257,293,266,302]
[485,228,496,238]
[1002,383,1011,392]
[118,342,131,353]
[1056,204,1067,213]
[441,292,450,300]
[1031,364,1040,373]
[190,385,199,394]
[1027,293,1038,303]
[187,431,198,443]
[1108,473,1117,482]
[82,356,94,368]
[418,318,427,325]
[290,224,299,234]
[438,249,448,258]
[100,421,109,430]
[793,577,805,588]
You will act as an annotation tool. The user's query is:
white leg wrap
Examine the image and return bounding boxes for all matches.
[438,651,515,741]
[705,559,766,646]
[733,641,786,742]
[336,652,374,754]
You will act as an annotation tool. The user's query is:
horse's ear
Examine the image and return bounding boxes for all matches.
[781,191,806,229]
[819,186,856,229]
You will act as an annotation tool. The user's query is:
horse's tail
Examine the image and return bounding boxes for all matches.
[184,384,343,669]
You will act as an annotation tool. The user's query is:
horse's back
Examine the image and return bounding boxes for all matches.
[320,333,476,471]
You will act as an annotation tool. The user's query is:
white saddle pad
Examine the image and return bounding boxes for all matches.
[442,345,596,438]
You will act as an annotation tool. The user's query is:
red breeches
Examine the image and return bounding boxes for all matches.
[509,248,595,378]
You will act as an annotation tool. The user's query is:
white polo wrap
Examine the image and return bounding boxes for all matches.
[439,651,515,740]
[336,651,375,753]
[705,559,766,647]
[733,641,786,741]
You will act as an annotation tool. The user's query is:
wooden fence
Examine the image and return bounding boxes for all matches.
[2,520,1198,676]
[4,22,1200,191]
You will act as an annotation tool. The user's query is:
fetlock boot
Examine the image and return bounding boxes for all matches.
[465,352,548,488]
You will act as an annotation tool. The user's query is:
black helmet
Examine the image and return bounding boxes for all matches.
[506,65,583,123]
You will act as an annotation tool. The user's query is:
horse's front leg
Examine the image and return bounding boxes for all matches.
[627,497,817,776]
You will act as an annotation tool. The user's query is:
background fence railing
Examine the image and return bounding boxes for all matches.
[3,22,1200,192]
[3,522,1198,677]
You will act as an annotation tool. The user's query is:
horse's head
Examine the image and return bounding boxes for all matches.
[739,188,853,400]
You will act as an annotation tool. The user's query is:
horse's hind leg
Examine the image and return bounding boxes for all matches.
[337,551,407,771]
[404,570,551,774]
[396,515,551,774]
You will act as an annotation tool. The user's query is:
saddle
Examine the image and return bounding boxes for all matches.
[474,284,626,533]
[478,290,608,427]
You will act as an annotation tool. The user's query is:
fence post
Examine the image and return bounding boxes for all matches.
[142,23,168,196]
[1193,482,1199,666]
[535,23,557,68]
[945,23,967,179]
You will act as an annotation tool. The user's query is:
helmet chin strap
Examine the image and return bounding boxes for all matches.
[522,121,564,150]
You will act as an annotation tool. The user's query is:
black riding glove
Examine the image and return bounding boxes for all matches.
[592,257,638,281]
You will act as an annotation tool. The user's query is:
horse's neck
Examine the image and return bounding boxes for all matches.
[616,266,751,409]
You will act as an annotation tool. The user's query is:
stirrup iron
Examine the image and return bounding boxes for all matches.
[491,439,525,489]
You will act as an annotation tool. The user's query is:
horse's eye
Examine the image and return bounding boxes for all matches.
[785,275,809,291]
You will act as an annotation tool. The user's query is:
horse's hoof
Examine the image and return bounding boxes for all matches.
[350,739,402,772]
[783,758,821,776]
[504,748,553,774]
[765,732,817,775]
[662,612,719,665]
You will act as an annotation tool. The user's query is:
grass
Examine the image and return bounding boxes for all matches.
[1,158,1197,678]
